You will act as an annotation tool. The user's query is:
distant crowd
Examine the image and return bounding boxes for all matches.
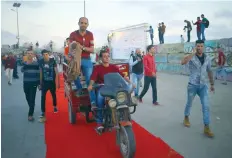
[146,14,209,45]
[1,50,64,85]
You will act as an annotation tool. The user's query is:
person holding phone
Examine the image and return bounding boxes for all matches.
[181,40,215,138]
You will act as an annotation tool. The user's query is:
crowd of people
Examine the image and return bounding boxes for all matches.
[2,49,60,122]
[2,15,228,139]
[146,14,209,44]
[146,22,166,45]
[182,14,209,43]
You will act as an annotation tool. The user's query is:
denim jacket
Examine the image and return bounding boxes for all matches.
[188,54,211,85]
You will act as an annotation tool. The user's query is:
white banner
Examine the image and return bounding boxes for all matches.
[111,25,149,60]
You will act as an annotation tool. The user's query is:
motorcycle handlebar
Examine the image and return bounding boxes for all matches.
[92,84,104,89]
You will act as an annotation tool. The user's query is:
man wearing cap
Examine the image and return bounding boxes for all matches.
[68,17,96,107]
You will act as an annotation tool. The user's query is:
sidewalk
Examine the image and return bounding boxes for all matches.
[1,67,46,158]
[132,72,232,158]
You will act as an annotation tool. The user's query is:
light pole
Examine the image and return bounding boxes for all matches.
[11,2,21,48]
[84,0,86,17]
[50,40,53,52]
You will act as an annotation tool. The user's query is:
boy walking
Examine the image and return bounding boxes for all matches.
[38,49,60,123]
[21,50,40,121]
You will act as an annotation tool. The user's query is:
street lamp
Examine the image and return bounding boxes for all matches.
[11,2,21,48]
[50,40,53,52]
[84,0,86,17]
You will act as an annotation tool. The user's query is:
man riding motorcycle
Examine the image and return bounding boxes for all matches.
[87,46,134,131]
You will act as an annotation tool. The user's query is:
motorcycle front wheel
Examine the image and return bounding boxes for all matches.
[119,125,136,158]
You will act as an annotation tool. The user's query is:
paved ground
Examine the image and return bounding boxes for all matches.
[133,73,232,158]
[1,66,232,158]
[1,67,46,158]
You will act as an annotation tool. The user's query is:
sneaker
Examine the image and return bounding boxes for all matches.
[28,116,34,122]
[38,116,46,123]
[40,113,45,118]
[183,116,190,127]
[95,124,104,135]
[54,107,58,113]
[204,125,214,138]
[153,102,159,106]
[91,102,97,110]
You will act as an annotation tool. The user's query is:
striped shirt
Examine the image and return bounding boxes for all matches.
[21,61,40,84]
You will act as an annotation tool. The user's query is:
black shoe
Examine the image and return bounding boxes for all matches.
[28,116,34,122]
[54,107,58,113]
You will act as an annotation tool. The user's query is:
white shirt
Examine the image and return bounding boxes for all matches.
[90,53,96,63]
[181,37,185,43]
[49,55,54,58]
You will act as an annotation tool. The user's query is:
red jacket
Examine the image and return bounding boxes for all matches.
[143,54,156,76]
[5,57,16,69]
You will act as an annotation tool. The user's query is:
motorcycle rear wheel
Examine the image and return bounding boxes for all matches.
[119,126,136,158]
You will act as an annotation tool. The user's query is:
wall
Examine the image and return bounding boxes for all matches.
[155,38,232,82]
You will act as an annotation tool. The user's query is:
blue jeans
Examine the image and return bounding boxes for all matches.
[215,66,227,82]
[201,24,205,41]
[158,32,161,44]
[74,58,96,104]
[187,30,191,42]
[197,31,201,40]
[96,87,104,124]
[132,73,143,96]
[64,58,68,64]
[160,33,164,44]
[184,83,210,125]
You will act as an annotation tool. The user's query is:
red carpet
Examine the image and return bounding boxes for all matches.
[45,75,183,158]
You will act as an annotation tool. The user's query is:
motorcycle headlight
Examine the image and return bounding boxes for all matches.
[108,99,117,108]
[117,92,127,103]
[131,96,138,105]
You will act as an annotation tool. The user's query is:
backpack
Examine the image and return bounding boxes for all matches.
[205,19,209,28]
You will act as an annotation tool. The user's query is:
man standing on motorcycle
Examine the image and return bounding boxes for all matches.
[87,46,134,131]
[69,17,96,108]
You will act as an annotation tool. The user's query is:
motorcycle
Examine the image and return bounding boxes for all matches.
[93,72,138,158]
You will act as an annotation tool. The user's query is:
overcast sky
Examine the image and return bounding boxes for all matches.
[1,0,232,48]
